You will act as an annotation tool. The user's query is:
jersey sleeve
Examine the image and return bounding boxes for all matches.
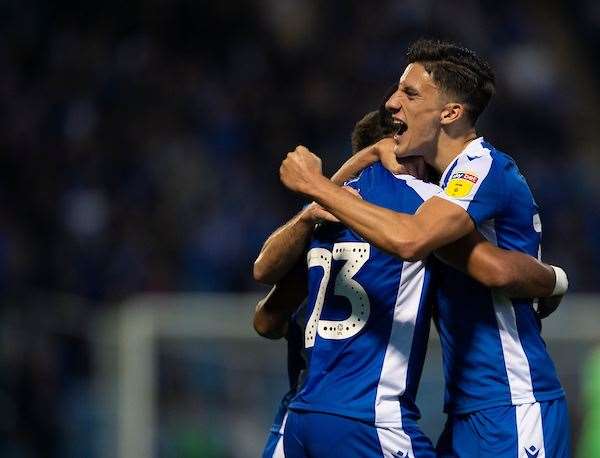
[437,155,508,225]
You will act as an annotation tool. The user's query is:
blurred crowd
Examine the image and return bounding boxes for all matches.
[0,0,598,456]
[0,0,598,303]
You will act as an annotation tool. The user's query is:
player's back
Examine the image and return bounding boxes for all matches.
[435,138,564,414]
[289,162,439,427]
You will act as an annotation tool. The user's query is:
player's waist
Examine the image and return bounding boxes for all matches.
[289,395,421,426]
[444,388,566,415]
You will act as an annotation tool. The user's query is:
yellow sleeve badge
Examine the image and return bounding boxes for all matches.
[445,172,479,198]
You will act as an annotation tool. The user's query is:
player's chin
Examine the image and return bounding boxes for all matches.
[392,136,419,159]
[396,150,424,160]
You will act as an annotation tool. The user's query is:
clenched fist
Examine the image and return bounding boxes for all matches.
[280,145,324,195]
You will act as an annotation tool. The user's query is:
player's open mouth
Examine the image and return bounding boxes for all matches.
[393,120,407,142]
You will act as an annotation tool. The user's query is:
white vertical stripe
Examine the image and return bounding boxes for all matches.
[482,223,536,405]
[377,426,414,458]
[374,259,424,440]
[493,290,536,404]
[272,435,285,458]
[516,402,545,458]
[278,411,288,434]
[271,412,288,458]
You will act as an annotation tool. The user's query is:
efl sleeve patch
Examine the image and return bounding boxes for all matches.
[445,171,479,198]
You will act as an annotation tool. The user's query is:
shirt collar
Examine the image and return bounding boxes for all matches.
[439,137,485,186]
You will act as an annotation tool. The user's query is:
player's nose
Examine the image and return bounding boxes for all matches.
[385,90,402,113]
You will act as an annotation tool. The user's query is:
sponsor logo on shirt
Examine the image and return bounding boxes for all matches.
[445,171,479,198]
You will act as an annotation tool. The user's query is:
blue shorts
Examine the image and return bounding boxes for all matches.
[283,410,435,457]
[436,398,571,457]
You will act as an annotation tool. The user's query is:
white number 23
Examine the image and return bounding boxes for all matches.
[304,242,371,348]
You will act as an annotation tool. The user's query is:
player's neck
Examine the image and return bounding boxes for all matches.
[428,129,478,173]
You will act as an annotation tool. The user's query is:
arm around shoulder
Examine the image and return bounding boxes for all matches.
[436,231,561,298]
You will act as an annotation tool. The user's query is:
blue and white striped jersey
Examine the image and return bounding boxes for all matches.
[288,162,439,427]
[434,137,564,414]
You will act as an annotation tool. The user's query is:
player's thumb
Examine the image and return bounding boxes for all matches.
[380,153,403,174]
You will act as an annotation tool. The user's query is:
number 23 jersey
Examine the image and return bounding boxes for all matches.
[288,163,440,427]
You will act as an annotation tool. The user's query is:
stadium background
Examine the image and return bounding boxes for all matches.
[0,0,599,456]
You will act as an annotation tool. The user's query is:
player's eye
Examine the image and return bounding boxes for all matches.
[402,87,417,97]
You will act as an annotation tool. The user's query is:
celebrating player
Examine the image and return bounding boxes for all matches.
[254,112,398,457]
[257,111,565,456]
[278,39,569,457]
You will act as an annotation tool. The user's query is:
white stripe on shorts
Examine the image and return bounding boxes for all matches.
[271,412,288,458]
[272,435,285,458]
[516,402,545,458]
[376,426,414,458]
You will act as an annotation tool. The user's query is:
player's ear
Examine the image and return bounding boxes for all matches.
[440,102,465,125]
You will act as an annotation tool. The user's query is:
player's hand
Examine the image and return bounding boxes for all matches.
[280,145,324,195]
[373,138,425,179]
[303,187,362,224]
[372,138,403,174]
[302,202,339,223]
[536,295,563,319]
[312,205,340,223]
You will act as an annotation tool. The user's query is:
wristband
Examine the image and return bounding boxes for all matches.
[550,265,569,296]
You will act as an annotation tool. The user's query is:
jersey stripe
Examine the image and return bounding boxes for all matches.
[482,220,536,404]
[272,436,285,458]
[493,291,536,404]
[374,260,426,428]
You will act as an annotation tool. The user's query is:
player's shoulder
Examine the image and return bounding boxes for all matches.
[445,138,519,186]
[471,139,520,172]
[395,174,441,202]
[481,141,532,194]
[343,162,381,189]
[372,161,441,202]
[346,162,440,205]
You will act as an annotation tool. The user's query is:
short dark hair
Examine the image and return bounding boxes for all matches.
[406,39,495,124]
[351,110,395,153]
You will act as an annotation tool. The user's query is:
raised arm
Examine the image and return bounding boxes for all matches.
[253,141,388,285]
[253,261,308,339]
[279,146,477,261]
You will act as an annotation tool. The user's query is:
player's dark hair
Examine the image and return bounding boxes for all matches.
[351,110,395,154]
[407,39,495,125]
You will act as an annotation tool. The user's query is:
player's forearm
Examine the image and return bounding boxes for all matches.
[495,254,556,298]
[307,176,426,260]
[330,144,379,185]
[253,263,308,339]
[253,208,314,285]
[436,233,556,298]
